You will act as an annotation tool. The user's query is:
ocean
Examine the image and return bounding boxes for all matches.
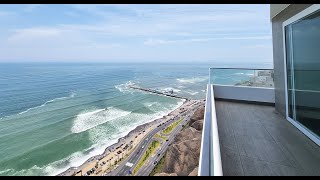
[0,62,272,176]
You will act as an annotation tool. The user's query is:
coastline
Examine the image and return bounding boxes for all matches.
[57,98,189,176]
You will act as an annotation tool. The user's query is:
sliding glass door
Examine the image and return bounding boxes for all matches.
[285,9,320,140]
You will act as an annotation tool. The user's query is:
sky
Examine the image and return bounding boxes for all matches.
[0,4,273,64]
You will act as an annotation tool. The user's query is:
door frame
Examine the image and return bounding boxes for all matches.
[282,4,320,146]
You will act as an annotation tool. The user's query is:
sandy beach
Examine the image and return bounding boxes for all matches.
[58,99,203,176]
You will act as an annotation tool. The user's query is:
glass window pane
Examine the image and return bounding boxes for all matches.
[286,10,320,137]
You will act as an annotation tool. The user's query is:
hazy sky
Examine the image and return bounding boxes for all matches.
[0,4,272,63]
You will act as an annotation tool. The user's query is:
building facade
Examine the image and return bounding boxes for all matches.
[271,4,320,145]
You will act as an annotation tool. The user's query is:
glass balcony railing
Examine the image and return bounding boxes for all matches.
[209,68,274,88]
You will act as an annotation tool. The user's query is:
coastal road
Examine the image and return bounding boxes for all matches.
[111,100,203,176]
[136,106,198,176]
[111,115,179,176]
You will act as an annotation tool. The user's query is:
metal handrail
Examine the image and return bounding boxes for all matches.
[198,84,212,176]
[198,84,223,176]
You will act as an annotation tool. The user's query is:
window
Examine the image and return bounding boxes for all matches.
[284,5,320,142]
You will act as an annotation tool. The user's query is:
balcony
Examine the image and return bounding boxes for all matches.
[199,68,320,176]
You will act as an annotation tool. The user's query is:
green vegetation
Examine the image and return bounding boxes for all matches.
[154,133,167,141]
[162,119,183,135]
[149,154,166,176]
[133,140,160,175]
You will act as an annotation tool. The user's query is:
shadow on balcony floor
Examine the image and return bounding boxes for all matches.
[215,100,320,176]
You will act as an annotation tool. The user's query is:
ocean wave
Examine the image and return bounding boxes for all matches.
[143,101,159,107]
[0,146,113,176]
[71,107,132,134]
[142,101,164,112]
[161,87,181,93]
[115,81,136,93]
[177,76,208,84]
[185,90,199,95]
[0,92,76,120]
[177,85,186,89]
[0,165,45,176]
[235,72,254,76]
[0,169,14,175]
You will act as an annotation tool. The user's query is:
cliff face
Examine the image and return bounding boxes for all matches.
[154,105,204,176]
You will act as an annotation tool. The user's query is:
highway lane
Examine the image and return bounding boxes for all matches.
[110,114,177,176]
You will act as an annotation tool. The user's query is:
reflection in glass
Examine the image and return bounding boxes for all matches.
[285,10,320,137]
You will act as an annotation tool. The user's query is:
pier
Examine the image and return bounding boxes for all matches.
[128,86,189,100]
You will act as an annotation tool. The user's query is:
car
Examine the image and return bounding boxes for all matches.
[154,161,158,165]
[166,139,169,142]
[157,153,160,157]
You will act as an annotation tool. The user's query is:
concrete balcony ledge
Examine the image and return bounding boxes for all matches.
[213,85,275,105]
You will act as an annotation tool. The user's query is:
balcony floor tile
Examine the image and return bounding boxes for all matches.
[215,100,320,176]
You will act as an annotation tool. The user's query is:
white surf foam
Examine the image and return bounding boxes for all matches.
[19,92,76,116]
[143,101,159,107]
[142,101,164,112]
[162,87,181,93]
[71,107,132,134]
[177,76,208,84]
[0,92,76,121]
[185,90,199,95]
[0,143,119,176]
[235,72,254,76]
[115,81,136,93]
[235,72,245,75]
[0,169,14,175]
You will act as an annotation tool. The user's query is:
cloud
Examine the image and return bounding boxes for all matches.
[24,4,42,12]
[143,35,272,46]
[8,27,61,42]
[0,10,15,17]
